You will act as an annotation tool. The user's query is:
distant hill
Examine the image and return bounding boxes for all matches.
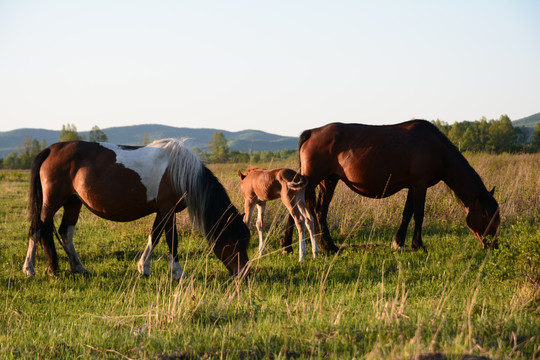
[0,125,298,158]
[512,112,540,128]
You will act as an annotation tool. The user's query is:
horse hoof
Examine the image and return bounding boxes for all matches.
[22,268,35,277]
[392,241,404,250]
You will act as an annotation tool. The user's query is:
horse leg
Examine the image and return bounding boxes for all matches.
[24,202,60,275]
[392,189,414,249]
[138,214,167,277]
[316,178,340,253]
[255,203,266,256]
[282,194,308,261]
[163,212,184,279]
[297,191,319,258]
[280,215,295,254]
[411,187,427,251]
[57,195,91,275]
[291,207,307,262]
[23,229,40,276]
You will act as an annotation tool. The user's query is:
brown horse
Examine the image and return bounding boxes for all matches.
[282,120,500,253]
[23,139,250,278]
[238,167,318,261]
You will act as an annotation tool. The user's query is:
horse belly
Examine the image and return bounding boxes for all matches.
[339,150,413,198]
[73,167,158,222]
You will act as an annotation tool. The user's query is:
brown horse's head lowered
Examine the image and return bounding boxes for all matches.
[24,138,250,278]
[465,187,500,248]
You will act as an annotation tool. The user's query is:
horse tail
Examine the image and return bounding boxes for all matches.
[297,129,312,171]
[28,147,50,239]
[287,174,308,191]
[27,147,60,272]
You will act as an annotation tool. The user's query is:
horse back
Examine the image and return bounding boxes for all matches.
[299,121,449,197]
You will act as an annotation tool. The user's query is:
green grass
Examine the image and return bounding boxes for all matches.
[0,154,539,359]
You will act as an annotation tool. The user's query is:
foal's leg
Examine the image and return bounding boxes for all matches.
[298,197,319,258]
[255,203,266,256]
[282,193,308,261]
[58,195,91,274]
[138,214,167,277]
[392,189,414,249]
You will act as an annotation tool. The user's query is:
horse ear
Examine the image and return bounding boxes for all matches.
[489,186,495,196]
[237,170,246,180]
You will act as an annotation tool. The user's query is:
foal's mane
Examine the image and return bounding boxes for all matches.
[245,166,263,174]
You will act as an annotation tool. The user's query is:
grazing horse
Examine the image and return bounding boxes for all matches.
[23,139,250,279]
[238,167,318,261]
[282,120,500,252]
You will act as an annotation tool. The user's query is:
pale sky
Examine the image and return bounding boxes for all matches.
[1,0,539,137]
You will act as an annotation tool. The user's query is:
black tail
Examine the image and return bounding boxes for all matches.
[27,147,58,272]
[28,148,50,238]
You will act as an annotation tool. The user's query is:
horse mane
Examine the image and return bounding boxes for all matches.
[420,121,490,203]
[246,166,263,174]
[148,139,244,245]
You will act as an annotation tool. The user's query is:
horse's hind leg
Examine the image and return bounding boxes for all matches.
[24,208,60,276]
[58,195,91,274]
[316,178,340,253]
[280,215,295,254]
[22,229,40,276]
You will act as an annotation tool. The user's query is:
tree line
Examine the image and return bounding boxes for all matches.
[1,124,107,169]
[432,115,540,153]
[2,117,540,169]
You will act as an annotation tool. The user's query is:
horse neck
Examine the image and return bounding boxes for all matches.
[442,152,487,207]
[192,167,239,242]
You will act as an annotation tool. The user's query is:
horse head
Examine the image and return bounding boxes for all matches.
[465,187,500,248]
[212,212,251,276]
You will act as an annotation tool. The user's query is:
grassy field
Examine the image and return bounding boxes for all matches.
[0,153,539,359]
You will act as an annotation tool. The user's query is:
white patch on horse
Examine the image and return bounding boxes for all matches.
[100,143,169,202]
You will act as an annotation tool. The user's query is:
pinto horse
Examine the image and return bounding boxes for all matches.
[23,139,250,278]
[282,120,500,253]
[237,167,318,261]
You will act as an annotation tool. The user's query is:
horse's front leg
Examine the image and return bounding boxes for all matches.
[164,213,184,279]
[138,214,166,277]
[411,187,427,251]
[58,196,91,275]
[255,203,266,256]
[392,189,414,250]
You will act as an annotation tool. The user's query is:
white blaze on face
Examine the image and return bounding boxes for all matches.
[100,143,169,202]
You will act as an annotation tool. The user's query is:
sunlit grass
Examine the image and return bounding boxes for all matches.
[0,154,538,359]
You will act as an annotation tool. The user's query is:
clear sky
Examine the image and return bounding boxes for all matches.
[1,0,539,137]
